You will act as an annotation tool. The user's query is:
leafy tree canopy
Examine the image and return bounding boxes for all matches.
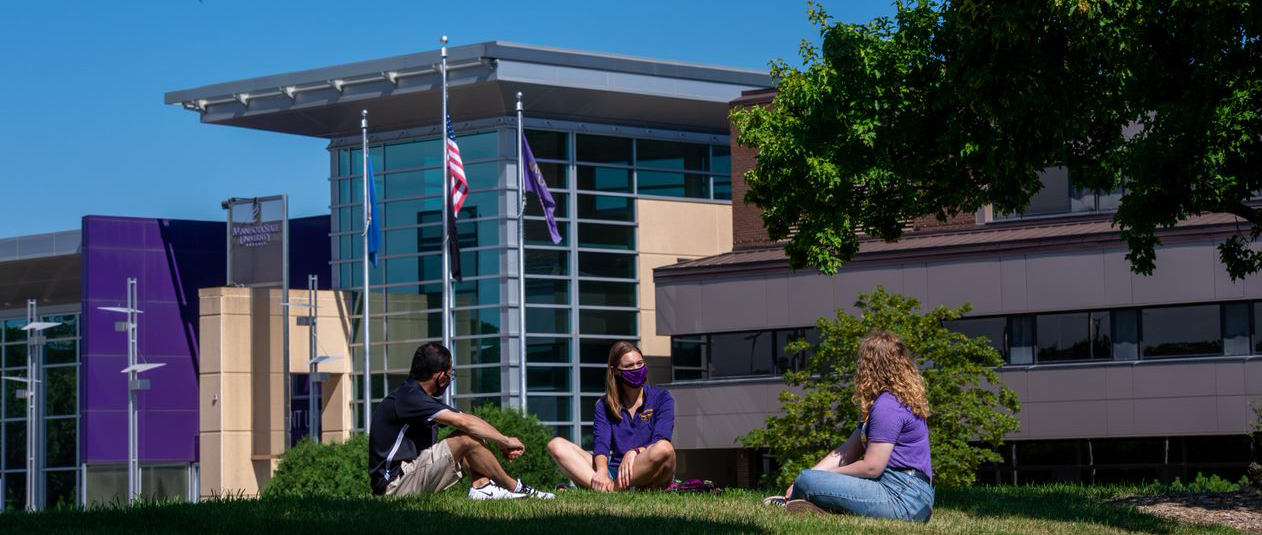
[740,287,1020,488]
[735,0,1262,279]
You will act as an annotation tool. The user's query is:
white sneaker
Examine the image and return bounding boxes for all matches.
[516,481,556,499]
[468,482,522,500]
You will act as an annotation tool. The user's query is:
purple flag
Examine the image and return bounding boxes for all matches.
[522,134,563,244]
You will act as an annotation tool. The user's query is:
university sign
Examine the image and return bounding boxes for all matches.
[222,195,288,287]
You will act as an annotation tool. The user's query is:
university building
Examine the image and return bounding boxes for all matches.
[656,89,1262,487]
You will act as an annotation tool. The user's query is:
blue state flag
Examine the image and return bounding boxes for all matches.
[366,159,382,266]
[522,134,563,244]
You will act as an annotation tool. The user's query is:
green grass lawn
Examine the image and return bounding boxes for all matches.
[0,485,1244,535]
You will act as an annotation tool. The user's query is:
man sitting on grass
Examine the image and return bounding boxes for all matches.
[369,342,555,500]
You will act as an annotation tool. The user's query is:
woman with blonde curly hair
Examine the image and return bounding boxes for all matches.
[764,331,934,522]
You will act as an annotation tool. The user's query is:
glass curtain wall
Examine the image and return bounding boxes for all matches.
[1,312,80,511]
[330,121,729,446]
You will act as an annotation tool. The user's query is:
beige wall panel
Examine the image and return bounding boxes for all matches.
[637,199,732,256]
[640,253,698,312]
[640,310,669,358]
[200,431,257,498]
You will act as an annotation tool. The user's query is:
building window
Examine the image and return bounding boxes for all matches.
[1035,312,1111,363]
[993,166,1123,221]
[1141,304,1222,358]
[670,328,815,382]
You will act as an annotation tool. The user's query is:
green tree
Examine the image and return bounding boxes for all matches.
[734,1,1262,279]
[740,287,1020,488]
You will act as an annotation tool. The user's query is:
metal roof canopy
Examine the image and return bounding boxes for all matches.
[164,41,772,138]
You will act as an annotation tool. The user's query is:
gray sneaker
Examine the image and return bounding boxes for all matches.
[762,495,787,507]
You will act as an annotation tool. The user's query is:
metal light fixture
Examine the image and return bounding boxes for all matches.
[0,300,60,511]
[98,278,161,505]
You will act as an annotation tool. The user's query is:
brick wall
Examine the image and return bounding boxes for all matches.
[730,90,776,250]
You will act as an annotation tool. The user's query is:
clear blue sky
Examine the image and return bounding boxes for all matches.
[0,0,895,238]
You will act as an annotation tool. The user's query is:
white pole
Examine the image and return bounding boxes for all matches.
[25,299,38,512]
[361,110,372,433]
[308,274,319,442]
[516,92,528,414]
[127,278,138,505]
[441,35,453,406]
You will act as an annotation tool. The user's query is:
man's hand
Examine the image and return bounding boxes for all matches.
[499,437,525,461]
[590,470,615,492]
[617,449,638,488]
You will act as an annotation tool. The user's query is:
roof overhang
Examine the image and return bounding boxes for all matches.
[165,41,773,138]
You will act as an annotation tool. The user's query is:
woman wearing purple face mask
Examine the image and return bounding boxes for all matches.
[547,341,676,491]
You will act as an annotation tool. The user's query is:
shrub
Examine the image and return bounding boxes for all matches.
[741,287,1022,488]
[263,434,370,498]
[439,404,566,489]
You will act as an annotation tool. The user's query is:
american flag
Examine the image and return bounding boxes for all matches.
[446,114,468,215]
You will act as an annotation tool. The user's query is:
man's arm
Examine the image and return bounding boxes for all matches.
[433,411,524,458]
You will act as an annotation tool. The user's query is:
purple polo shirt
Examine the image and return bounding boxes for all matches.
[863,391,933,479]
[591,385,675,468]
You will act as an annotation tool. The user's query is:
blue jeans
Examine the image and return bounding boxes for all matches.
[789,468,934,522]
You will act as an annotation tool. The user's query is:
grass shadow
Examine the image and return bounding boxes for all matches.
[937,485,1208,534]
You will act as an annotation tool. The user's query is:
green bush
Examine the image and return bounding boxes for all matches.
[263,434,370,498]
[741,287,1022,488]
[439,404,565,489]
[1135,473,1248,495]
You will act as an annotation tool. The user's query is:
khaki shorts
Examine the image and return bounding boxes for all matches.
[384,439,463,496]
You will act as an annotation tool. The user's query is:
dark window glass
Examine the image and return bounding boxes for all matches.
[458,338,501,365]
[528,396,571,421]
[577,166,632,193]
[454,308,500,336]
[577,134,632,165]
[580,367,606,392]
[1009,316,1035,364]
[580,339,625,364]
[385,197,442,227]
[944,317,1007,361]
[1142,305,1222,357]
[453,278,500,307]
[385,138,442,170]
[5,319,27,343]
[578,252,635,279]
[3,371,25,417]
[527,366,570,392]
[526,220,569,247]
[671,335,706,379]
[45,470,76,509]
[458,190,500,219]
[527,307,570,334]
[527,337,571,363]
[581,396,603,422]
[637,139,709,171]
[579,310,637,336]
[386,255,431,284]
[456,396,500,414]
[577,195,634,221]
[338,149,351,177]
[385,313,441,341]
[456,367,501,394]
[387,285,442,313]
[1224,302,1250,356]
[774,328,816,374]
[457,131,498,161]
[709,331,775,378]
[41,315,76,339]
[455,249,500,278]
[525,249,569,276]
[578,223,635,251]
[713,176,732,200]
[526,278,569,305]
[45,340,77,365]
[5,421,26,469]
[464,162,500,191]
[1253,303,1262,354]
[579,281,636,307]
[1024,167,1071,216]
[45,367,76,416]
[1036,312,1110,362]
[5,344,27,369]
[385,169,442,200]
[386,228,421,255]
[712,145,731,175]
[526,192,568,219]
[525,130,568,160]
[581,425,595,450]
[637,171,710,199]
[45,418,76,468]
[1112,309,1140,361]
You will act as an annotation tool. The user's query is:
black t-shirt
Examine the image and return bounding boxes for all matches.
[368,377,457,494]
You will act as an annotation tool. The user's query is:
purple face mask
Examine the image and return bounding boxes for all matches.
[619,366,648,388]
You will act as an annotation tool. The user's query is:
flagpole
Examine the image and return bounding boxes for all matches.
[361,109,372,433]
[516,92,528,414]
[440,35,454,406]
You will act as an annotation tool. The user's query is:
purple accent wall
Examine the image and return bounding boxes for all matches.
[81,216,225,463]
[80,214,331,464]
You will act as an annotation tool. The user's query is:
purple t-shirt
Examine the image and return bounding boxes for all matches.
[863,391,932,479]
